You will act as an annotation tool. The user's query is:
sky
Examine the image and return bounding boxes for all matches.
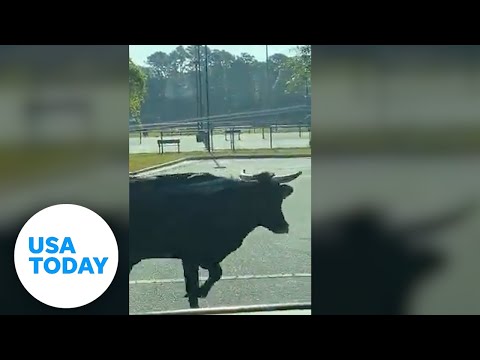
[129,45,301,66]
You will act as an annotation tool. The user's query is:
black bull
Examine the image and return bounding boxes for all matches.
[129,171,299,308]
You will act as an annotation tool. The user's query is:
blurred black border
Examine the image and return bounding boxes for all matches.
[0,210,129,315]
[1,25,479,322]
[3,11,480,45]
[0,45,129,315]
[1,3,480,44]
[310,44,480,316]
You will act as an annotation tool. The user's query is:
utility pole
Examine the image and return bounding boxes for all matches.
[265,45,270,110]
[194,46,200,119]
[196,45,203,120]
[204,45,211,152]
[305,77,309,106]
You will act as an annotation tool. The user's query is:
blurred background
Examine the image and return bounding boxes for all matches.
[312,45,480,315]
[0,45,129,314]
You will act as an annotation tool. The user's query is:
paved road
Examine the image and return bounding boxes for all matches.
[129,158,311,314]
[129,131,310,154]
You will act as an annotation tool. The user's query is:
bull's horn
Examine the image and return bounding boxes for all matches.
[239,170,256,181]
[272,171,303,184]
[239,171,275,182]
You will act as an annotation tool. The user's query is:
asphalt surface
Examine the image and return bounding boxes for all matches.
[129,131,310,154]
[129,158,311,314]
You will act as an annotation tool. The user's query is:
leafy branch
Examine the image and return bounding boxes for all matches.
[129,58,147,120]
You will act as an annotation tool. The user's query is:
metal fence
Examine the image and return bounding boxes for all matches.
[129,105,311,154]
[129,120,311,154]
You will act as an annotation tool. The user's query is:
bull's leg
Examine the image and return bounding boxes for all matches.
[182,260,200,308]
[198,262,223,298]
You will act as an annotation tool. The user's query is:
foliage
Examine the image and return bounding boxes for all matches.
[136,45,310,123]
[285,45,311,93]
[129,57,147,119]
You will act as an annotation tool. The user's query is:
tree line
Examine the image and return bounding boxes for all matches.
[129,45,311,125]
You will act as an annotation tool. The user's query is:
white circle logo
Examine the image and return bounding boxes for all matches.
[14,204,119,309]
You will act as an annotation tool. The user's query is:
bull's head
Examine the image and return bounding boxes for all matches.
[241,171,302,234]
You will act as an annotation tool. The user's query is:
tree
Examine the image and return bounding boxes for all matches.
[138,46,309,123]
[129,58,147,120]
[285,45,311,93]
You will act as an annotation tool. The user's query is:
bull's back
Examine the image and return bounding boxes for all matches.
[129,174,258,263]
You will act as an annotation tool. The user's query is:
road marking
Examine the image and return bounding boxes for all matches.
[129,273,311,285]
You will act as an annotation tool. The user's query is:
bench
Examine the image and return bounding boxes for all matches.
[137,128,149,137]
[225,129,241,141]
[157,139,180,154]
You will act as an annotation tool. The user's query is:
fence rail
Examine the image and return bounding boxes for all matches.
[130,123,311,153]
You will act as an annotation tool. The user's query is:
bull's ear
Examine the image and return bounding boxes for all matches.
[280,185,294,199]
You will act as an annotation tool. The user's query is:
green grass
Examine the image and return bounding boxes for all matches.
[129,147,311,172]
[0,145,100,186]
[313,128,480,153]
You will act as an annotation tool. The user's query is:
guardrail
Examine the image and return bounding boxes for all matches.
[130,105,310,131]
[133,302,311,315]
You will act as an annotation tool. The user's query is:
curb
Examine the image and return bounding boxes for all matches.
[130,154,311,176]
[129,158,189,175]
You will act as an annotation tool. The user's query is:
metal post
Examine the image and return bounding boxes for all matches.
[262,127,265,140]
[204,45,211,153]
[265,45,270,110]
[269,126,273,149]
[299,124,302,138]
[160,131,164,154]
[211,126,214,151]
[231,127,235,151]
[305,77,309,106]
[196,46,203,119]
[195,51,200,118]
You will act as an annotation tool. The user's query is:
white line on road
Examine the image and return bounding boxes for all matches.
[129,273,311,285]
